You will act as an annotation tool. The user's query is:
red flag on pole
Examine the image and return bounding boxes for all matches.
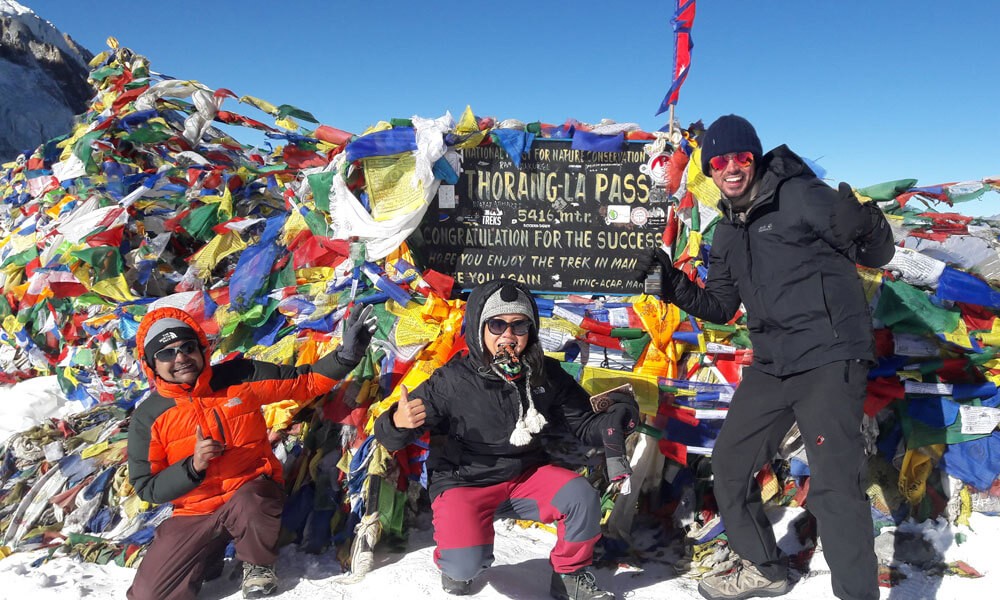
[656,0,697,115]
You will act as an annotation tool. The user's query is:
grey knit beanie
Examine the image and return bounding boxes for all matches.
[143,318,199,364]
[479,283,536,334]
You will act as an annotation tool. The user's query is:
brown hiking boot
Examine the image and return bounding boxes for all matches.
[697,560,788,600]
[241,563,277,598]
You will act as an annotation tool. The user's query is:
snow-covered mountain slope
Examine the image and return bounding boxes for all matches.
[0,0,93,160]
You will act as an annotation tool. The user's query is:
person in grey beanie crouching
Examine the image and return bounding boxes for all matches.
[374,279,639,600]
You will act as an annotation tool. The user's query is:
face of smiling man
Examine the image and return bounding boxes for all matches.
[710,152,757,200]
[153,339,205,385]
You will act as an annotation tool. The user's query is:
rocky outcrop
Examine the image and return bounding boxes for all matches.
[0,1,94,161]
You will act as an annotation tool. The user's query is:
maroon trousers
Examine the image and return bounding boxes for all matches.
[431,464,602,581]
[127,477,285,600]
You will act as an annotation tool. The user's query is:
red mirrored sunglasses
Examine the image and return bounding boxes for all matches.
[709,151,754,171]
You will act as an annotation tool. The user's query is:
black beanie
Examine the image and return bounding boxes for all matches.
[701,115,763,173]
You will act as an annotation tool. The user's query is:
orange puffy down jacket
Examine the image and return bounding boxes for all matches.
[128,307,358,516]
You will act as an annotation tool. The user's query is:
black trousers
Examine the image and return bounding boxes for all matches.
[711,361,877,600]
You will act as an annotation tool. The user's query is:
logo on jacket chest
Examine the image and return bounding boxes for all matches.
[532,386,546,394]
[225,397,243,407]
[757,222,773,233]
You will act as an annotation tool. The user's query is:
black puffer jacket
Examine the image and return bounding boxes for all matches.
[662,145,895,376]
[374,279,613,499]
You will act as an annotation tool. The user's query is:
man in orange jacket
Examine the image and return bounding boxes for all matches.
[126,304,375,600]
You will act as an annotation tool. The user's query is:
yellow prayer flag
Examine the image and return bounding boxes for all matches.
[89,274,137,302]
[264,399,302,431]
[275,116,300,132]
[245,334,297,365]
[191,231,247,275]
[281,208,310,246]
[363,153,425,222]
[579,366,660,416]
[453,105,488,149]
[238,95,279,116]
[686,147,721,208]
[940,319,974,351]
[898,445,945,505]
[81,441,110,459]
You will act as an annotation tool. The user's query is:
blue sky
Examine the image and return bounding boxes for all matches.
[26,0,1000,215]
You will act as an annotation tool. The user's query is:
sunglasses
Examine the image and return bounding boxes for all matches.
[486,318,532,336]
[709,151,754,171]
[154,339,200,362]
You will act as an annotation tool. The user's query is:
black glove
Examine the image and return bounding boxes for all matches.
[831,182,896,268]
[830,182,867,240]
[601,402,640,481]
[633,246,684,300]
[632,246,671,282]
[338,304,377,364]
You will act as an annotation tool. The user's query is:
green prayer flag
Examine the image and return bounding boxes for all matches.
[71,247,124,280]
[307,172,334,213]
[181,203,222,242]
[0,245,38,269]
[620,334,651,361]
[874,278,960,335]
[276,104,319,123]
[89,66,123,82]
[856,179,918,202]
[303,209,331,237]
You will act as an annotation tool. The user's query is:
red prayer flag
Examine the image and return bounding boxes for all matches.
[656,0,697,115]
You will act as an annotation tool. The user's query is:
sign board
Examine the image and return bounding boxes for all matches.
[419,139,669,293]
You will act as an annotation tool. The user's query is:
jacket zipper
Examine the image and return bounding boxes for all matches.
[819,272,839,338]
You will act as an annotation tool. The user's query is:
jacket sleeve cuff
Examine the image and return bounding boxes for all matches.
[312,348,360,380]
[184,456,206,483]
[374,405,417,452]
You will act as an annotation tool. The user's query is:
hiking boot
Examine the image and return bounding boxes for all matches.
[241,563,278,599]
[697,560,788,600]
[441,572,472,595]
[550,569,615,600]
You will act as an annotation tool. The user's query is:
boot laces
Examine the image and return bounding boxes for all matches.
[573,570,600,592]
[244,563,276,580]
[721,560,753,583]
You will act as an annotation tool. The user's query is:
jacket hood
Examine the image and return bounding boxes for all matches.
[758,144,813,184]
[136,306,213,397]
[721,144,814,222]
[463,279,540,365]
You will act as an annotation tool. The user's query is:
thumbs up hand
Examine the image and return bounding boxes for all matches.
[392,386,427,430]
[192,424,224,474]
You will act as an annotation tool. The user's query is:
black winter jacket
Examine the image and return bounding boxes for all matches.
[662,145,895,376]
[374,279,614,499]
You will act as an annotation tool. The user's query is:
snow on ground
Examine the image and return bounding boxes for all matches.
[0,376,88,445]
[0,508,996,599]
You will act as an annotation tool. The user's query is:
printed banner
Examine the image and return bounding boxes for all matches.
[419,140,668,293]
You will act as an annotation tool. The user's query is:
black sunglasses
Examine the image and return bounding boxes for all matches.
[486,318,531,336]
[154,339,200,362]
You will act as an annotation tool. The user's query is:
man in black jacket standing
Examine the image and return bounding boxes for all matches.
[639,115,895,600]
